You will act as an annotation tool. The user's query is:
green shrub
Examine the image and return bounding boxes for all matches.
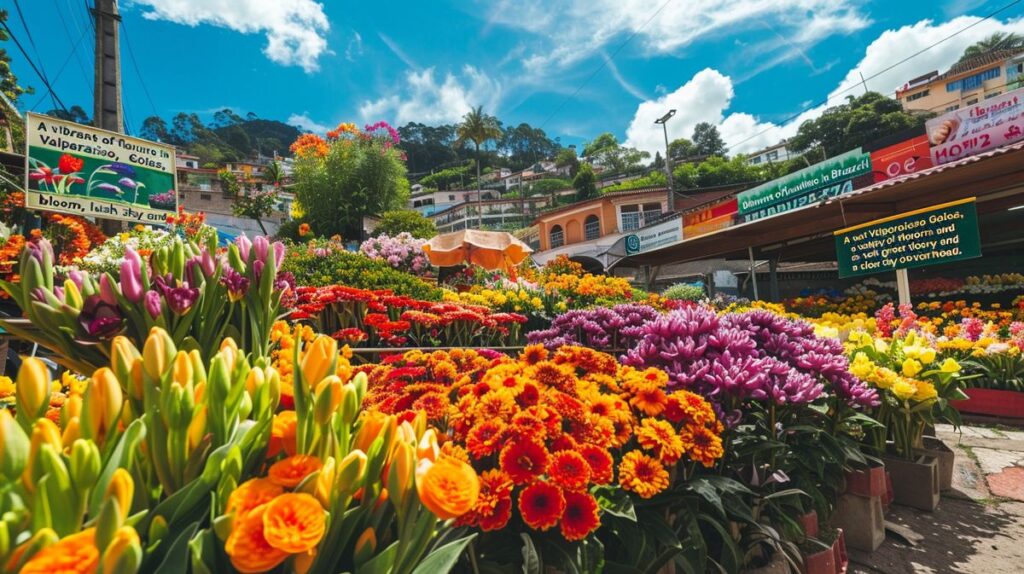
[282,242,443,300]
[662,282,705,302]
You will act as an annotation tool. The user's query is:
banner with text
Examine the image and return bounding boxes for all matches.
[25,112,177,223]
[624,217,683,255]
[834,198,981,279]
[926,87,1024,165]
[737,148,871,220]
[870,134,933,183]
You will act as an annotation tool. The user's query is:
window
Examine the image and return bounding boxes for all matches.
[906,89,930,102]
[767,150,779,161]
[985,91,1002,99]
[944,104,960,112]
[200,194,212,201]
[946,67,1000,92]
[448,194,455,201]
[549,225,564,248]
[966,98,979,105]
[751,156,761,164]
[620,205,641,231]
[584,215,600,240]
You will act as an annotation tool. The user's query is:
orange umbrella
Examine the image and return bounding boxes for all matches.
[423,229,533,273]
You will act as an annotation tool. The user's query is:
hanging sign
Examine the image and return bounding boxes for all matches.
[737,148,870,221]
[24,112,177,223]
[834,198,981,278]
[624,217,683,255]
[926,88,1024,165]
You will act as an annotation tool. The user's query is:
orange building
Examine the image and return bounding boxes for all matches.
[536,188,670,252]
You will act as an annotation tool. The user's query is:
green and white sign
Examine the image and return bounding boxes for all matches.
[624,218,683,255]
[25,112,177,224]
[834,198,981,279]
[738,148,871,219]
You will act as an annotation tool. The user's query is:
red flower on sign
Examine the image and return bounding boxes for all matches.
[58,154,84,174]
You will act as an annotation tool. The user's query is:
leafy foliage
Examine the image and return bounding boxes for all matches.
[373,210,438,239]
[232,187,279,234]
[418,162,475,190]
[691,122,727,157]
[788,92,931,159]
[281,242,442,300]
[582,133,649,175]
[601,170,666,193]
[138,110,302,164]
[573,164,598,201]
[958,32,1024,63]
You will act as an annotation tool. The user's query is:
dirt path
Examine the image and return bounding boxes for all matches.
[849,424,1024,573]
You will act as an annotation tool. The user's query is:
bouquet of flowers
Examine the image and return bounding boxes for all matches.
[360,232,431,276]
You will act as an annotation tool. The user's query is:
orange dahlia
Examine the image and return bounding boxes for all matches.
[618,451,669,499]
[520,344,548,365]
[227,478,285,518]
[548,450,591,491]
[560,490,601,541]
[268,455,323,488]
[225,504,289,573]
[629,385,667,416]
[518,481,565,531]
[262,493,326,553]
[636,418,685,464]
[578,444,614,485]
[20,529,99,574]
[499,439,550,484]
[416,456,481,520]
[460,468,514,531]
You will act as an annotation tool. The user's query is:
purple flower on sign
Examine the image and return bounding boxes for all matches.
[105,163,137,177]
[118,177,139,189]
[95,183,123,195]
[79,295,124,339]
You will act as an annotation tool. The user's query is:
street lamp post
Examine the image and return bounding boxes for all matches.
[654,109,676,213]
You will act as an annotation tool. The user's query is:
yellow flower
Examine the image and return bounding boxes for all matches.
[901,358,923,378]
[940,358,961,373]
[873,339,889,354]
[913,381,938,401]
[892,379,917,401]
[920,348,936,364]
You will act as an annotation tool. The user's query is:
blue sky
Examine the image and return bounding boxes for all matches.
[9,0,1024,155]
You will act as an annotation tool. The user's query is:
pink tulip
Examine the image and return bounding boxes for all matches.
[144,290,162,319]
[121,249,144,303]
[99,274,119,306]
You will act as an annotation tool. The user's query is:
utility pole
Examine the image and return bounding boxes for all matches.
[654,109,676,213]
[92,0,125,233]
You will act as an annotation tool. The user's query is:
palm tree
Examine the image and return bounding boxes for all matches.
[455,106,502,228]
[958,32,1024,62]
[262,160,284,188]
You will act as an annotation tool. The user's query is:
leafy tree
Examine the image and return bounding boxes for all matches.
[45,105,90,125]
[418,162,474,190]
[673,155,763,189]
[212,108,245,128]
[292,127,409,239]
[498,123,560,170]
[958,32,1024,62]
[788,91,931,159]
[373,210,438,238]
[581,132,649,174]
[0,10,31,105]
[527,178,573,196]
[651,151,665,170]
[398,122,460,174]
[572,163,598,202]
[140,116,171,143]
[218,169,241,197]
[691,122,727,157]
[554,148,580,178]
[455,106,503,227]
[232,187,279,234]
[602,170,667,193]
[668,137,696,160]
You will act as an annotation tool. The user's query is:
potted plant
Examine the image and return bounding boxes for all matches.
[832,461,886,552]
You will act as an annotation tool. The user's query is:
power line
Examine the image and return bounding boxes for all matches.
[537,0,674,132]
[29,24,91,112]
[119,18,160,117]
[725,0,1024,153]
[51,0,92,91]
[0,19,69,113]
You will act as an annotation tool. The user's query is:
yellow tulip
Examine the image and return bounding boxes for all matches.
[16,357,51,420]
[301,335,337,386]
[106,468,135,522]
[171,351,193,387]
[82,368,124,444]
[353,528,377,565]
[892,379,917,401]
[61,417,81,450]
[941,358,962,373]
[387,440,415,507]
[142,327,176,382]
[110,336,140,383]
[63,279,83,309]
[901,358,923,379]
[101,526,142,573]
[417,429,439,463]
[219,337,239,370]
[23,418,62,488]
[913,382,938,401]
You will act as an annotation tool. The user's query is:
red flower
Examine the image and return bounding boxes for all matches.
[466,420,507,459]
[59,154,84,174]
[499,439,549,484]
[480,497,513,531]
[560,490,600,541]
[518,481,565,531]
[548,450,591,491]
[578,444,614,485]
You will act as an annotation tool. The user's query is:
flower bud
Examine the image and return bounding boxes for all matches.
[171,351,193,387]
[106,468,135,523]
[301,336,337,387]
[61,394,82,426]
[313,376,344,425]
[220,337,240,371]
[23,418,62,489]
[0,410,29,481]
[353,528,377,567]
[339,383,359,427]
[16,357,51,423]
[110,336,140,386]
[101,526,142,574]
[417,429,439,463]
[81,368,123,444]
[188,405,208,451]
[336,450,367,494]
[386,440,415,509]
[120,249,144,304]
[142,327,176,383]
[61,417,81,450]
[245,367,265,396]
[68,438,101,489]
[189,350,207,386]
[353,411,390,454]
[128,360,145,403]
[63,278,83,309]
[314,456,337,507]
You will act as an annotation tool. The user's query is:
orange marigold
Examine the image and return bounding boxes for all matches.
[466,419,507,459]
[416,456,481,520]
[262,493,327,553]
[578,443,614,485]
[636,418,685,464]
[225,503,289,573]
[548,450,591,491]
[560,490,601,541]
[629,385,667,417]
[518,480,565,531]
[227,478,285,518]
[520,344,548,365]
[680,426,725,468]
[268,455,323,488]
[618,451,669,499]
[20,528,99,574]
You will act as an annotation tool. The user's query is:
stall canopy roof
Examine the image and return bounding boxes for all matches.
[622,142,1024,267]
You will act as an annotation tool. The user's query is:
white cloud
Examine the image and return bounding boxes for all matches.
[359,66,502,125]
[487,0,869,75]
[345,31,363,62]
[130,0,330,72]
[288,113,331,134]
[623,16,1024,155]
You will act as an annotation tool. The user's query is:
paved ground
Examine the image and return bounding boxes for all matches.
[849,423,1024,573]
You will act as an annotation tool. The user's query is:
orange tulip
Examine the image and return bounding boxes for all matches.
[262,493,326,553]
[268,455,322,488]
[415,456,480,520]
[301,335,337,386]
[227,478,284,518]
[268,411,298,458]
[106,468,135,522]
[225,504,289,573]
[20,528,100,574]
